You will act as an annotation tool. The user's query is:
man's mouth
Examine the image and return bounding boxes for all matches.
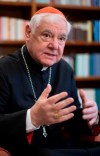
[45,52,57,57]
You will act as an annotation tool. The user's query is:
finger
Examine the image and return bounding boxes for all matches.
[58,113,75,123]
[87,114,99,126]
[51,106,76,124]
[41,84,52,99]
[59,105,77,116]
[48,92,68,104]
[83,107,97,114]
[49,112,75,125]
[88,118,97,126]
[82,112,96,120]
[53,97,74,111]
[79,89,88,107]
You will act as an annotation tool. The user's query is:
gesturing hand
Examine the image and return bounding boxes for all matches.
[30,84,76,127]
[79,89,99,127]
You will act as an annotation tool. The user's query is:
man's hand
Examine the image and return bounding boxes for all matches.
[30,84,76,127]
[79,89,99,127]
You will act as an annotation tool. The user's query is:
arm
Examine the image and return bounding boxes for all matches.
[0,110,27,143]
[0,69,28,145]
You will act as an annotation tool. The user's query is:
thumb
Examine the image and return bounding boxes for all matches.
[41,84,52,99]
[79,89,88,106]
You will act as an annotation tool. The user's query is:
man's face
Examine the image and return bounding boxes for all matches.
[26,16,67,67]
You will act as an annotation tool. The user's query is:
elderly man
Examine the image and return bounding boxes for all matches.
[0,6,100,156]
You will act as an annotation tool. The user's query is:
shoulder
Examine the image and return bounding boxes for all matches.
[0,50,21,76]
[0,49,21,72]
[55,58,74,74]
[0,48,21,64]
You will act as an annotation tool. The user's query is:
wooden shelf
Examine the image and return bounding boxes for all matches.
[76,77,100,88]
[0,1,31,6]
[0,40,100,55]
[0,40,25,55]
[0,40,24,45]
[65,41,100,53]
[36,3,100,21]
[0,2,100,20]
[0,1,31,19]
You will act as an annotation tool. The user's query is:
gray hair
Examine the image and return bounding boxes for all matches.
[29,13,71,37]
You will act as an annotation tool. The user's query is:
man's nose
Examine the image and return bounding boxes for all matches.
[48,38,59,50]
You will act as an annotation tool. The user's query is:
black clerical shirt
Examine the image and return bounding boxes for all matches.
[0,45,81,155]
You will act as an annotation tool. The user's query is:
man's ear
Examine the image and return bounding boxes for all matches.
[25,24,31,39]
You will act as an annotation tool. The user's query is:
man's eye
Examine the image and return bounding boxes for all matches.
[43,33,50,38]
[59,37,66,41]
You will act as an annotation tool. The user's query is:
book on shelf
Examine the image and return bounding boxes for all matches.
[68,21,93,42]
[75,53,90,77]
[75,53,84,77]
[96,89,100,110]
[0,0,100,5]
[36,0,50,3]
[0,16,29,40]
[90,53,100,76]
[93,20,99,42]
[75,53,100,77]
[1,0,32,1]
[0,0,17,1]
[87,20,93,42]
[91,0,100,6]
[51,0,95,6]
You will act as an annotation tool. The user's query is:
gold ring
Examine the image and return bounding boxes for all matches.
[54,112,60,119]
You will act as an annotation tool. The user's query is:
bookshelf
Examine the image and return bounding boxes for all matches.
[0,0,100,88]
[0,1,32,19]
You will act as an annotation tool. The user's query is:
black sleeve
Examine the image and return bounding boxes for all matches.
[0,70,10,114]
[0,110,27,141]
[0,69,28,147]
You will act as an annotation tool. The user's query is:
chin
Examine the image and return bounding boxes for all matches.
[42,62,55,67]
[40,58,58,67]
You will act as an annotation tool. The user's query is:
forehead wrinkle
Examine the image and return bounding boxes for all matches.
[40,15,67,28]
[43,29,67,37]
[38,21,67,34]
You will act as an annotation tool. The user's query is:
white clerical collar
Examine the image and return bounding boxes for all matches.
[41,66,48,71]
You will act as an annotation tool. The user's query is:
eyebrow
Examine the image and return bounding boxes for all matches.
[42,29,67,38]
[42,29,52,34]
[60,33,67,37]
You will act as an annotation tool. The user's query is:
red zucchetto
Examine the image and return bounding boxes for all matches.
[34,6,65,18]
